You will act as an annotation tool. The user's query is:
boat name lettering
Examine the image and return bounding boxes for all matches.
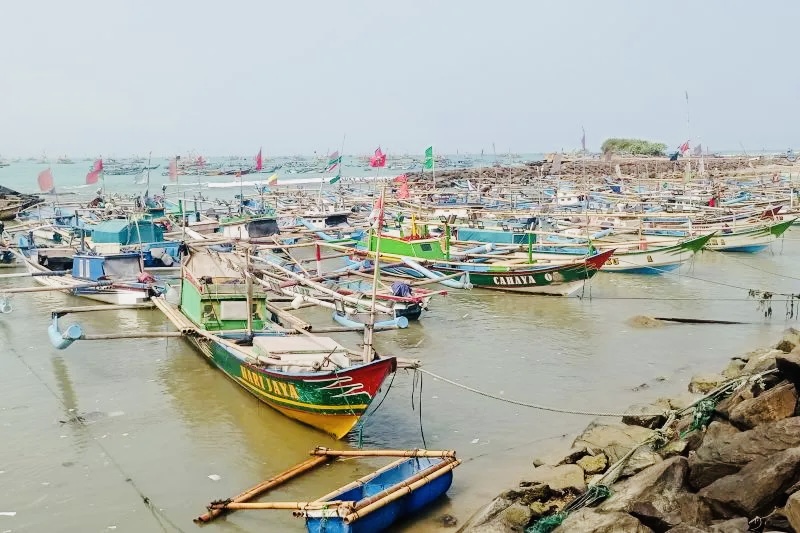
[492,275,545,286]
[240,366,300,399]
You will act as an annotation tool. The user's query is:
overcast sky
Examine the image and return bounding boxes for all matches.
[0,1,796,157]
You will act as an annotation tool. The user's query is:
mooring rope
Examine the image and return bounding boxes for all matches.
[416,368,665,417]
[4,341,187,533]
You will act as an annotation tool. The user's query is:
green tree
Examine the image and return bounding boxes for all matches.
[601,138,667,156]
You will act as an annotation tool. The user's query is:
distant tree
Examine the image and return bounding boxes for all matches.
[601,138,667,156]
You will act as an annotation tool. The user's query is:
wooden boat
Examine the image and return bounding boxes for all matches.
[352,232,612,296]
[197,448,460,533]
[157,250,396,438]
[19,250,158,304]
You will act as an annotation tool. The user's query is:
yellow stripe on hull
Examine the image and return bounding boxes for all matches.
[271,404,361,440]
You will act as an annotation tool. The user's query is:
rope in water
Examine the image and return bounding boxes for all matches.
[416,368,665,417]
[5,340,186,533]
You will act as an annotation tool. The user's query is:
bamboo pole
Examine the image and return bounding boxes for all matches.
[0,270,69,279]
[263,300,312,331]
[52,303,155,315]
[194,455,330,523]
[80,331,184,341]
[0,281,113,294]
[208,500,349,511]
[342,459,461,524]
[311,448,456,458]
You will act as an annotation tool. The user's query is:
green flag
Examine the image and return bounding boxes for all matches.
[329,173,341,184]
[423,146,434,170]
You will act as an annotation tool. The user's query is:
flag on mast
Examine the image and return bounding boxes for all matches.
[369,147,386,168]
[37,168,55,193]
[679,141,690,155]
[394,174,409,199]
[423,146,434,169]
[86,158,103,184]
[325,151,341,172]
[266,173,278,185]
[329,173,341,184]
[168,157,179,181]
[255,148,263,171]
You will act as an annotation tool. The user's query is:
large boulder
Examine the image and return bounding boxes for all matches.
[601,457,712,531]
[688,374,727,394]
[698,447,800,517]
[721,359,746,379]
[741,349,780,374]
[577,453,608,475]
[728,381,797,429]
[777,351,800,390]
[526,464,586,493]
[621,448,663,478]
[688,417,800,489]
[785,491,800,532]
[573,421,656,464]
[499,503,532,531]
[555,508,654,532]
[622,402,670,429]
[708,518,750,532]
[776,328,800,352]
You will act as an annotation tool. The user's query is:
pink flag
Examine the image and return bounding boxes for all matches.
[679,141,690,154]
[367,196,384,227]
[38,168,54,193]
[168,158,178,181]
[394,174,409,199]
[369,147,386,168]
[255,148,263,171]
[196,156,206,168]
[86,158,103,184]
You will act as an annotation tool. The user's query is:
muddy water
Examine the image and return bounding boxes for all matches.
[1,230,799,532]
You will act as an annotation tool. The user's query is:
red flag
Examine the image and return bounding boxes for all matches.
[397,182,409,199]
[168,158,178,181]
[392,173,408,183]
[86,158,103,184]
[255,148,263,171]
[679,141,690,154]
[38,168,54,193]
[369,147,386,168]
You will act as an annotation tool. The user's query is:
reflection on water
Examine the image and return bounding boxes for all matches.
[1,231,799,531]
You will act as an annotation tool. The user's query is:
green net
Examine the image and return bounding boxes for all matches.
[681,398,717,438]
[526,512,567,533]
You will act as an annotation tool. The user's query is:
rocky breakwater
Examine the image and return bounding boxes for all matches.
[461,329,800,533]
[406,155,796,189]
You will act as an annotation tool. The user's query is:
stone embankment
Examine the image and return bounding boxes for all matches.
[408,155,798,189]
[461,329,800,533]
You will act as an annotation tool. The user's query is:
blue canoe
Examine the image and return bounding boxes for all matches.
[304,454,460,533]
[197,449,460,532]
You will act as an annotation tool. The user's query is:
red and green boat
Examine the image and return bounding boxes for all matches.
[159,250,396,439]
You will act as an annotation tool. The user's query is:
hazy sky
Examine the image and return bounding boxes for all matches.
[1,1,796,157]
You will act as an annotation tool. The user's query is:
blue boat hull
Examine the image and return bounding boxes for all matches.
[305,457,454,533]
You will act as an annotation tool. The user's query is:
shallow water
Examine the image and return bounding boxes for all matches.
[1,229,798,532]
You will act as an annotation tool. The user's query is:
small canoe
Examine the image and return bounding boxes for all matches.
[304,455,459,532]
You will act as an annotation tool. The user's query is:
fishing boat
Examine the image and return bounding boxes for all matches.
[18,250,159,304]
[196,448,460,533]
[156,249,397,438]
[349,229,612,296]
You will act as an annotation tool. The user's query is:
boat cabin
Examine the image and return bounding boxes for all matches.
[219,215,280,241]
[71,252,143,281]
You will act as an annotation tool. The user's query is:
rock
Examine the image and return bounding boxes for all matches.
[621,448,663,478]
[728,381,797,429]
[577,453,608,475]
[622,403,669,429]
[464,495,513,531]
[763,507,792,532]
[740,347,770,362]
[665,526,707,533]
[688,417,800,489]
[688,374,726,394]
[742,349,780,374]
[500,503,532,530]
[660,394,703,411]
[505,482,553,505]
[601,457,712,531]
[777,328,800,352]
[526,464,586,493]
[777,351,800,389]
[721,359,746,379]
[556,447,589,465]
[708,517,751,532]
[786,491,800,532]
[556,508,654,532]
[658,440,688,459]
[699,447,800,517]
[627,315,664,328]
[573,421,656,464]
[439,514,458,527]
[776,340,796,353]
[715,383,757,420]
[528,501,554,519]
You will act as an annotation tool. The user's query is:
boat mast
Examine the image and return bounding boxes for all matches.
[245,246,253,338]
[362,186,385,363]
